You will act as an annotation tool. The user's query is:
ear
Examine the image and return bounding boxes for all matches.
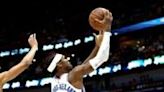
[57,63,62,68]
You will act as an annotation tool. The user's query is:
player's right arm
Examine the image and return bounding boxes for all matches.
[0,34,38,85]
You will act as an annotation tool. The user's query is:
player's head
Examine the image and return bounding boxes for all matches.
[47,53,73,76]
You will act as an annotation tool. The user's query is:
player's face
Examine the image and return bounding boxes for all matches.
[60,55,73,71]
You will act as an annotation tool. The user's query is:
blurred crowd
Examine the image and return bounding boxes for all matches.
[0,1,164,91]
[110,28,164,65]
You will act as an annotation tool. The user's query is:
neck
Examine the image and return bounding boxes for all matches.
[55,73,63,78]
[55,70,68,78]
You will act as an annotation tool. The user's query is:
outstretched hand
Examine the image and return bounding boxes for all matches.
[28,33,38,49]
[95,9,113,31]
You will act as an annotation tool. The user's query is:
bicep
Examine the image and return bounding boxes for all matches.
[69,62,94,82]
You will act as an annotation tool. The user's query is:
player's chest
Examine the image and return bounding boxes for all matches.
[52,83,76,92]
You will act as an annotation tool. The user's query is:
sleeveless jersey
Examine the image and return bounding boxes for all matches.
[51,73,85,92]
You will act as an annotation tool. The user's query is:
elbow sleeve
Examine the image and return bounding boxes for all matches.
[89,32,111,70]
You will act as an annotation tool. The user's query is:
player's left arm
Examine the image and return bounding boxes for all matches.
[82,31,103,64]
[68,10,112,89]
[83,9,112,64]
[68,31,111,89]
[0,34,38,85]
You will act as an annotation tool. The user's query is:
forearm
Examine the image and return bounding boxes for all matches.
[22,46,37,65]
[2,47,37,83]
[83,46,99,64]
[95,32,111,61]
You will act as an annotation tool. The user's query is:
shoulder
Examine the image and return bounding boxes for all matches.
[69,65,86,74]
[68,65,83,77]
[67,65,85,86]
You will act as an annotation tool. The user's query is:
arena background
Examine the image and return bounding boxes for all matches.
[0,0,164,92]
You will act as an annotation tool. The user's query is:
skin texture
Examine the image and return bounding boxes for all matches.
[0,33,38,92]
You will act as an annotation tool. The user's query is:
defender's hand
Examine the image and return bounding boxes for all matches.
[28,33,38,49]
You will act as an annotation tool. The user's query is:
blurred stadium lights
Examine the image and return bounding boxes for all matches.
[74,39,81,45]
[63,41,73,48]
[112,64,121,72]
[98,67,111,75]
[3,54,164,89]
[42,44,54,51]
[112,17,164,35]
[84,36,94,43]
[160,17,164,22]
[11,49,18,56]
[143,58,153,67]
[0,36,93,57]
[19,48,30,54]
[25,80,39,88]
[11,82,20,89]
[0,51,10,57]
[55,43,63,49]
[3,83,10,89]
[154,55,164,65]
[1,17,164,57]
[127,59,144,70]
[40,77,52,86]
[71,54,75,57]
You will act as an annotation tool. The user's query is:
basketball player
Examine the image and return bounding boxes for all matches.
[47,8,113,92]
[0,33,38,92]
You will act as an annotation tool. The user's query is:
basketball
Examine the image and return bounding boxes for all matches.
[89,7,107,31]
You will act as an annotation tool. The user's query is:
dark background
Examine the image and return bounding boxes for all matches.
[0,0,164,91]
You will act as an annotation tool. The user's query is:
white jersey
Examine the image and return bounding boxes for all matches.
[51,73,85,92]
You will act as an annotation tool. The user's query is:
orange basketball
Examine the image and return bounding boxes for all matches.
[89,7,106,31]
